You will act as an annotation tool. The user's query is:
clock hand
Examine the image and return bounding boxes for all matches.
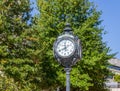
[61,46,67,51]
[59,45,67,51]
[61,41,67,51]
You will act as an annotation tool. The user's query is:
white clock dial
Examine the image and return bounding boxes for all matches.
[56,39,75,57]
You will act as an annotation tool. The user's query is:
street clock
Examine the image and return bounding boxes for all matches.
[53,23,82,68]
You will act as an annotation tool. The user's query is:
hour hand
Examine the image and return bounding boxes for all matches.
[60,46,66,51]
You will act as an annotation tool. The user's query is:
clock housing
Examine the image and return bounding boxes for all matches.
[53,23,82,68]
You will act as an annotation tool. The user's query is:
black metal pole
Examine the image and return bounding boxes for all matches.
[64,68,71,91]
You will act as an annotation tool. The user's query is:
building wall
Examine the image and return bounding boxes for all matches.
[109,88,120,91]
[106,59,120,89]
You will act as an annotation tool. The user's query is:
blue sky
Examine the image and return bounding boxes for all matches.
[91,0,120,59]
[31,0,120,59]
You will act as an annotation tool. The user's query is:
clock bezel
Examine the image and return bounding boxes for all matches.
[54,37,76,58]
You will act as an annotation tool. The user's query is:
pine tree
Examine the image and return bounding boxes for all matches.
[36,0,114,91]
[0,0,43,90]
[0,0,114,90]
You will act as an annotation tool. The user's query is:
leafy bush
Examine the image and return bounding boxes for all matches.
[114,74,120,82]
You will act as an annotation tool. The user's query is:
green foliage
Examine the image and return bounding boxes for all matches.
[0,0,114,91]
[36,0,114,90]
[0,0,43,90]
[0,73,18,91]
[114,74,120,82]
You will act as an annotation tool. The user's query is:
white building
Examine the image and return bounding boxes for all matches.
[105,58,120,90]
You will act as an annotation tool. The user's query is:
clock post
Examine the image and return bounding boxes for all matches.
[53,23,82,91]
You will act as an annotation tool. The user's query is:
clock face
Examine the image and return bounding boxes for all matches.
[56,39,75,57]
